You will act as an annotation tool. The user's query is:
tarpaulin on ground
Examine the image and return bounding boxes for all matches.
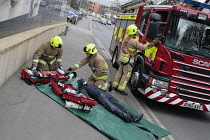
[36,78,171,140]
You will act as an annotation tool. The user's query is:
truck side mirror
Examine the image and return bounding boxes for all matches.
[146,13,167,40]
[146,22,160,40]
[146,13,161,40]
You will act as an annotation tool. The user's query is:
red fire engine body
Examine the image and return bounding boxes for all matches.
[109,1,210,111]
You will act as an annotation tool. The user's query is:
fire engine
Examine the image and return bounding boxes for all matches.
[109,0,210,111]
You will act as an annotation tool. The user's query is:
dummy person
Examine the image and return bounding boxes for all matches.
[77,79,144,123]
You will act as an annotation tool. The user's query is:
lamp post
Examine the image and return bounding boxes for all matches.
[78,0,82,10]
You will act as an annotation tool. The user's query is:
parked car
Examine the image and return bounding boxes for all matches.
[100,19,107,25]
[67,11,78,24]
[106,20,112,25]
[83,12,88,18]
[74,10,83,20]
[92,18,100,22]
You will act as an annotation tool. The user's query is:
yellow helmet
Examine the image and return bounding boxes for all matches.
[50,36,63,48]
[126,24,138,36]
[83,43,97,54]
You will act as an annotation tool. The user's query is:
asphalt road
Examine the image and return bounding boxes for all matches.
[90,16,210,140]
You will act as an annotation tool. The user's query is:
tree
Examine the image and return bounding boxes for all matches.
[70,0,80,10]
[80,0,89,10]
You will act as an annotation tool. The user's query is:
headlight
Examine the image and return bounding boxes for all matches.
[149,77,169,89]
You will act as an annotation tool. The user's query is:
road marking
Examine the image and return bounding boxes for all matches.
[141,100,175,140]
[94,37,111,60]
[93,35,175,140]
[89,19,93,31]
[90,19,112,60]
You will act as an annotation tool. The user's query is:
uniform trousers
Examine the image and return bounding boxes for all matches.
[113,63,133,91]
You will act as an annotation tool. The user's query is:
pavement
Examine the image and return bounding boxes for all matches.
[0,16,145,140]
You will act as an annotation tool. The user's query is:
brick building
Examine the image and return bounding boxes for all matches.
[88,0,121,16]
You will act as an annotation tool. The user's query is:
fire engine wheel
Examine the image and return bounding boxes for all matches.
[130,64,143,97]
[111,49,118,69]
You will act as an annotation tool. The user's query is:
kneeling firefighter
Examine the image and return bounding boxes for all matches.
[31,36,64,71]
[67,43,111,91]
[113,24,159,96]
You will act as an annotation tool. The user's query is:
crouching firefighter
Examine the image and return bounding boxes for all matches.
[31,36,64,71]
[112,24,159,96]
[66,43,112,91]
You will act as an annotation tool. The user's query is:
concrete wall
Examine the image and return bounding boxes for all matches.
[0,22,68,87]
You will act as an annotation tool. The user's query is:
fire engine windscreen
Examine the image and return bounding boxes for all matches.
[164,17,210,58]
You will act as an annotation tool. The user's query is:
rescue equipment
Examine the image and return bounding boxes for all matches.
[20,68,97,112]
[20,68,71,85]
[65,100,93,112]
[50,78,98,108]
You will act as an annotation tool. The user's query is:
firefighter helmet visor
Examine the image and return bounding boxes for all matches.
[83,43,97,54]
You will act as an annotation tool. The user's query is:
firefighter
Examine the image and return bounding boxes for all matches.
[77,79,143,123]
[112,24,159,96]
[31,36,64,71]
[66,43,112,91]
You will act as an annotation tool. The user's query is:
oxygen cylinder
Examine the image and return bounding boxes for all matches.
[65,100,92,111]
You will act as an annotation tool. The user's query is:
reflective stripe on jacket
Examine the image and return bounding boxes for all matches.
[119,37,147,64]
[71,53,109,80]
[32,41,63,67]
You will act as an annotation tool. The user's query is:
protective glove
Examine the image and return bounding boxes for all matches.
[151,38,159,46]
[59,66,64,71]
[32,67,36,71]
[77,79,87,88]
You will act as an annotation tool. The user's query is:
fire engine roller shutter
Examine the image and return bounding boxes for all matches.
[36,78,171,140]
[113,27,118,40]
[117,28,124,42]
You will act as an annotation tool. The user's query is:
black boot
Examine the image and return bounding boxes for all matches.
[108,81,113,92]
[133,113,144,123]
[117,90,128,96]
[123,114,132,122]
[113,87,118,91]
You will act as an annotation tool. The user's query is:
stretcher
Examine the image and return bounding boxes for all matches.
[20,68,70,85]
[50,78,98,112]
[20,68,97,112]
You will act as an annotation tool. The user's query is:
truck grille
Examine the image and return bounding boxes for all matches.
[177,71,210,83]
[170,60,210,104]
